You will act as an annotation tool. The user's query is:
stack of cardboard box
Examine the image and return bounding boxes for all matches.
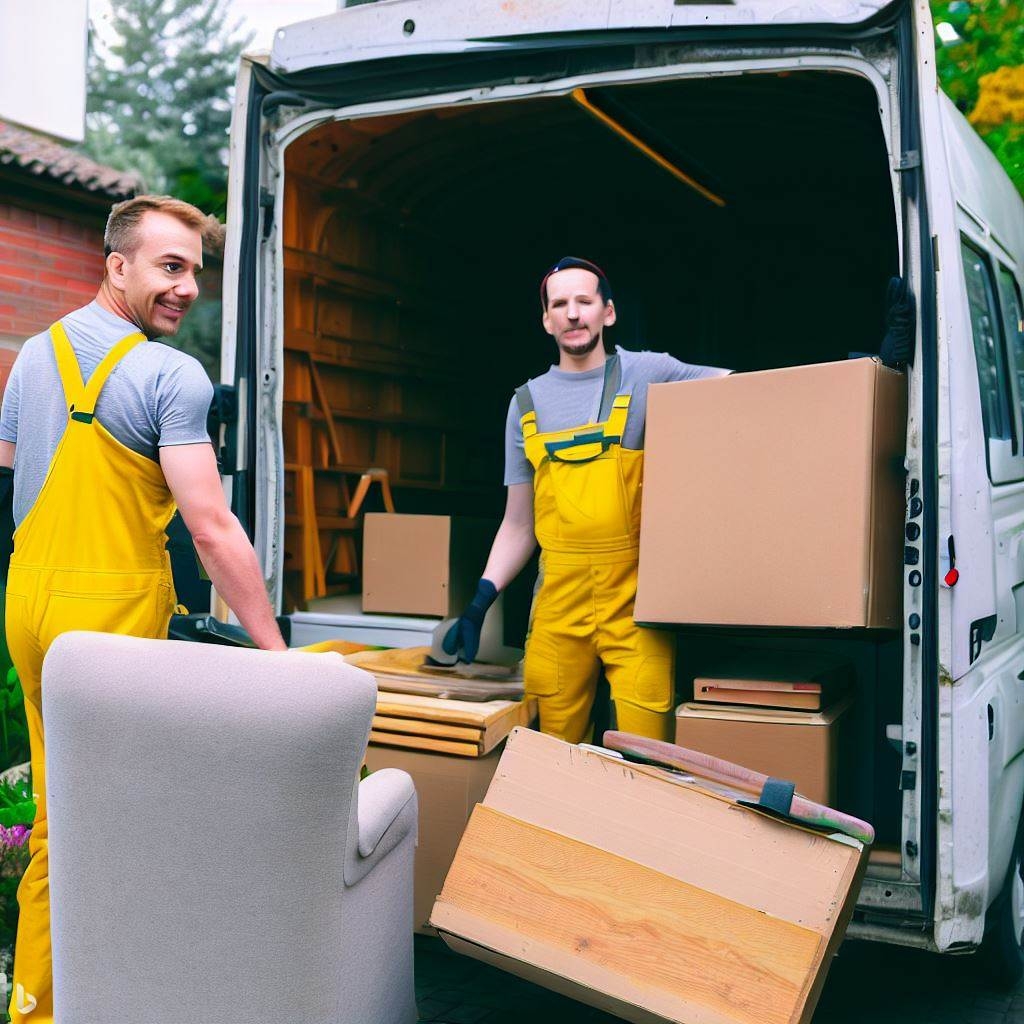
[634,357,907,806]
[677,652,853,805]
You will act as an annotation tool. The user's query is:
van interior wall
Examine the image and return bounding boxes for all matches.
[282,69,902,838]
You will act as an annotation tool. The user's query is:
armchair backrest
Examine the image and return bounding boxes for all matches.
[43,632,383,1024]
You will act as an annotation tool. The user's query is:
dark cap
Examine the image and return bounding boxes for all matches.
[540,256,613,308]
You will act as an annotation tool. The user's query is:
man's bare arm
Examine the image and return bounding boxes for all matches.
[482,482,536,591]
[0,441,14,469]
[159,443,287,651]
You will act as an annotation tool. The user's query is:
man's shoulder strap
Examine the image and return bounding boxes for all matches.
[514,382,535,419]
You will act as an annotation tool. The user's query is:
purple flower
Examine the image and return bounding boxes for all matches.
[0,825,30,849]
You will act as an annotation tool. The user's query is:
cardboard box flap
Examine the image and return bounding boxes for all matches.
[678,693,854,727]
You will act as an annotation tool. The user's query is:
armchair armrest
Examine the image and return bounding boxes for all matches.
[346,768,417,886]
[358,768,416,856]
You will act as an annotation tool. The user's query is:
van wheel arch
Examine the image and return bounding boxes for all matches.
[977,805,1024,988]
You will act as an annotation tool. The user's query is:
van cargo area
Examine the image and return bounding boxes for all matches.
[276,70,906,857]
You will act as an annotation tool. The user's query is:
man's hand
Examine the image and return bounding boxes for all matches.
[159,443,287,651]
[443,578,499,663]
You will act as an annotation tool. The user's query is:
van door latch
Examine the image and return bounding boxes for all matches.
[896,150,921,171]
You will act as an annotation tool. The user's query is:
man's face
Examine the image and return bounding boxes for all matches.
[542,268,616,358]
[109,210,203,339]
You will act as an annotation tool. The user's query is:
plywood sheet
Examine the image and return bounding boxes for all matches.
[435,806,823,1024]
[484,729,860,932]
[368,730,480,758]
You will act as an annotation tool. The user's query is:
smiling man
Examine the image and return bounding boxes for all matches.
[0,195,286,1024]
[443,256,729,744]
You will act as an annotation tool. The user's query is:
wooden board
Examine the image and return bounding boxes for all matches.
[348,648,526,701]
[372,714,484,744]
[368,730,481,758]
[373,694,535,754]
[348,646,522,683]
[434,806,823,1024]
[432,728,868,1024]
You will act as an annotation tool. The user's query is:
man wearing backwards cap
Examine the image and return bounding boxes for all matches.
[444,257,729,743]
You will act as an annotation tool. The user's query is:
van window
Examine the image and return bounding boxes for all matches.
[997,267,1024,428]
[962,239,1020,482]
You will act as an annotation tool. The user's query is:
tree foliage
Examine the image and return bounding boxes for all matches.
[84,0,253,216]
[932,0,1024,194]
[82,0,252,377]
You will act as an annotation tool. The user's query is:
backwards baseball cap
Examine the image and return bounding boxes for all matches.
[540,256,613,309]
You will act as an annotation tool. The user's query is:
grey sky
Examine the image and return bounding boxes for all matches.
[88,1,338,53]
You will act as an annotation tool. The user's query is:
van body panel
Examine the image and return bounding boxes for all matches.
[270,0,902,73]
[942,95,1024,264]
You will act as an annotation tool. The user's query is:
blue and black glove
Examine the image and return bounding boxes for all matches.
[442,578,499,663]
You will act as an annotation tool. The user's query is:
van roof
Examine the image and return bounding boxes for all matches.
[269,0,900,73]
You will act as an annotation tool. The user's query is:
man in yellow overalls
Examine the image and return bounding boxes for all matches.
[444,257,728,743]
[0,195,287,1023]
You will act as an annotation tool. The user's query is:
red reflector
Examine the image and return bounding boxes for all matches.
[944,568,960,587]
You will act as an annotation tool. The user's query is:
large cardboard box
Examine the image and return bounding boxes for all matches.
[362,513,498,620]
[635,358,907,628]
[675,696,852,805]
[432,728,869,1024]
[364,742,502,933]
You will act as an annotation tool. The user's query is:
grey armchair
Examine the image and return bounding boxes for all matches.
[42,632,418,1024]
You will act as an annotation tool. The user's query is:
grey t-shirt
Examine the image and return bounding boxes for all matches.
[504,346,729,485]
[0,302,214,525]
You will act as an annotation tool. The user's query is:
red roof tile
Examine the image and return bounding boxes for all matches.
[0,121,140,200]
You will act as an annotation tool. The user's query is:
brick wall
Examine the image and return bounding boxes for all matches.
[0,202,104,344]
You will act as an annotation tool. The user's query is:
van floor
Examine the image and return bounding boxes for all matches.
[413,934,1024,1022]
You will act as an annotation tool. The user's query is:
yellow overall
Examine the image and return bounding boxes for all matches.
[519,354,675,744]
[5,323,178,1023]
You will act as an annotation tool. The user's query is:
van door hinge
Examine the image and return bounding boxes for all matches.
[207,384,238,475]
[259,187,275,239]
[896,150,921,171]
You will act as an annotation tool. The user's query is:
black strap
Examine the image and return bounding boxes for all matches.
[514,383,535,419]
[597,354,622,422]
[758,777,796,816]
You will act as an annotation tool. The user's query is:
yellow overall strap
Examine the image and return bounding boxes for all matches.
[78,332,146,417]
[50,322,146,421]
[49,322,86,410]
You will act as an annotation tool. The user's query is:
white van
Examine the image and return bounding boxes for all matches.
[217,0,1024,980]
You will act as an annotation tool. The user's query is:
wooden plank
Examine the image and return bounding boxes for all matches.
[306,352,342,464]
[348,646,522,683]
[375,692,524,728]
[369,730,481,758]
[372,715,484,744]
[483,729,863,937]
[435,806,823,1024]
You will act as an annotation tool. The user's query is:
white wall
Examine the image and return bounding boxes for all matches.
[0,0,88,142]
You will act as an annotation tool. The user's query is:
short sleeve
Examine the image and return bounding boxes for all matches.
[154,356,214,447]
[0,359,22,443]
[641,350,731,382]
[503,394,533,486]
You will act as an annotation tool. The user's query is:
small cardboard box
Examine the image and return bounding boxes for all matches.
[675,696,852,805]
[364,742,502,933]
[362,514,497,618]
[635,358,907,629]
[432,728,869,1024]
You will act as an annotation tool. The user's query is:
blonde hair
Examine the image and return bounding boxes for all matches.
[104,194,225,258]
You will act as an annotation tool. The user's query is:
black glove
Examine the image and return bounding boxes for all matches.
[442,578,499,663]
[880,275,916,367]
